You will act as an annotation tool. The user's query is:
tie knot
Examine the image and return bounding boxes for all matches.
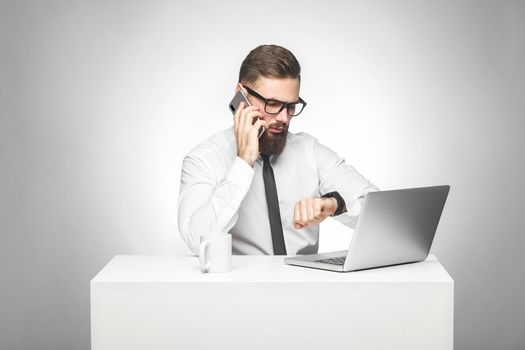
[261,154,270,162]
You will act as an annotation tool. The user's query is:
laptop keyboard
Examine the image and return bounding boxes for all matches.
[315,256,346,266]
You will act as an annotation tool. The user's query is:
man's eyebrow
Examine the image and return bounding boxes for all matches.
[268,97,300,103]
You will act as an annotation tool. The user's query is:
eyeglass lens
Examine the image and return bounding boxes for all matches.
[265,100,304,116]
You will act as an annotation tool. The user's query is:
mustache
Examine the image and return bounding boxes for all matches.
[266,122,288,129]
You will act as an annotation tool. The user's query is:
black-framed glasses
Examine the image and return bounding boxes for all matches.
[242,85,307,117]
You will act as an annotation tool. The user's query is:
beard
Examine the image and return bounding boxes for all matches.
[259,122,288,156]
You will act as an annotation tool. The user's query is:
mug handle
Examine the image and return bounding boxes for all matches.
[199,239,211,273]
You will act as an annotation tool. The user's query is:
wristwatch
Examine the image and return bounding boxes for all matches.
[321,191,347,216]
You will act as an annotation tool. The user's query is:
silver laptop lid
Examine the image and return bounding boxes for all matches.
[343,185,449,271]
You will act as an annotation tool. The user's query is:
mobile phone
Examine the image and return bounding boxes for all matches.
[229,89,265,138]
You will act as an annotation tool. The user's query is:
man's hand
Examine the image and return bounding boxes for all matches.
[293,197,338,229]
[234,102,266,167]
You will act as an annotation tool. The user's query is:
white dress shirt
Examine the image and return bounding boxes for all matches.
[178,127,378,255]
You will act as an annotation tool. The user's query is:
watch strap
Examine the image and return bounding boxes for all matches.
[321,191,347,216]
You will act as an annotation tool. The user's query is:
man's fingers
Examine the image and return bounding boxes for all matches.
[250,119,264,137]
[233,103,263,166]
[234,101,244,135]
[294,203,302,227]
[238,104,258,131]
[239,106,260,135]
[294,198,330,230]
[294,201,307,227]
[300,198,308,226]
[313,199,323,219]
[243,109,263,129]
[307,198,315,221]
[237,102,247,134]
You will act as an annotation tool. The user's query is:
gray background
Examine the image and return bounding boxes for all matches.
[1,0,524,349]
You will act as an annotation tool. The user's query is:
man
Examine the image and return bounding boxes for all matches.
[178,44,378,255]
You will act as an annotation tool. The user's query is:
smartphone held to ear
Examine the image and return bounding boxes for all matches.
[229,89,265,138]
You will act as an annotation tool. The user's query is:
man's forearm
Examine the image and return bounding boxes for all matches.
[178,156,254,254]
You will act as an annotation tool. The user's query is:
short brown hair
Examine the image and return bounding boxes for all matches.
[239,44,301,85]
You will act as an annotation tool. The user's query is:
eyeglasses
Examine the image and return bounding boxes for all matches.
[242,85,307,117]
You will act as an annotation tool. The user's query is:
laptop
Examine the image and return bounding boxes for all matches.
[284,185,450,272]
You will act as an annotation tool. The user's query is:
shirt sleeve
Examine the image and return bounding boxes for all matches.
[314,138,379,229]
[177,155,254,255]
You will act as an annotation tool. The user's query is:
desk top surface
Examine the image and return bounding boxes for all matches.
[91,255,453,284]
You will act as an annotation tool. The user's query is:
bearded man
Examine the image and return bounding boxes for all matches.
[178,44,378,255]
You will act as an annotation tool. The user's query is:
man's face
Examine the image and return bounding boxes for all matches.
[240,76,300,156]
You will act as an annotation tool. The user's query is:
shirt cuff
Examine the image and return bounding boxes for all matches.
[226,156,255,191]
[213,157,254,232]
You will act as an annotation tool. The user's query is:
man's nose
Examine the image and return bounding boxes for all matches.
[275,107,289,123]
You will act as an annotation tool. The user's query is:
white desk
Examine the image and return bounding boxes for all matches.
[91,255,453,350]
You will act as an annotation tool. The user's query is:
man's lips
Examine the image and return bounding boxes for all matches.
[267,124,286,134]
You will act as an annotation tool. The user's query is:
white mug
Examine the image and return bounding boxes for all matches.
[199,233,232,273]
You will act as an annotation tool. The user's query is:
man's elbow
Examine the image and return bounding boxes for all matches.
[178,217,202,256]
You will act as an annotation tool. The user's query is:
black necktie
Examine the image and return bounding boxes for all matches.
[261,154,287,255]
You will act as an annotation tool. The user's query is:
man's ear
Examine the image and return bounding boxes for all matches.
[235,83,242,93]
